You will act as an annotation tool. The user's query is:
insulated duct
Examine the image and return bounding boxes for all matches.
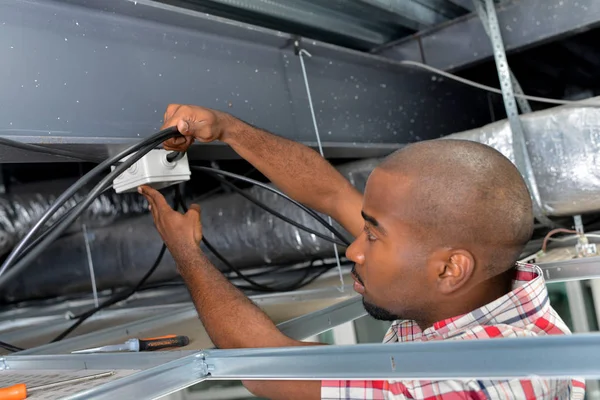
[446,100,600,216]
[0,179,149,256]
[4,101,600,303]
[0,160,376,304]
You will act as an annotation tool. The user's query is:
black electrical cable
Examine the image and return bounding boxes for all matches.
[209,174,347,246]
[1,256,182,349]
[0,339,24,353]
[202,236,312,292]
[0,137,102,163]
[0,127,180,278]
[0,144,158,286]
[234,261,349,292]
[51,244,168,342]
[176,184,345,282]
[4,138,343,344]
[176,186,336,292]
[0,127,182,287]
[192,166,351,246]
[166,151,185,163]
[138,258,346,292]
[51,191,179,343]
[47,184,316,325]
[12,188,113,265]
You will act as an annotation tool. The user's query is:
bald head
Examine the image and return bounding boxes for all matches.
[378,139,533,276]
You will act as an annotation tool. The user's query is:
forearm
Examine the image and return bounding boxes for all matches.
[140,182,324,400]
[223,119,359,221]
[175,248,323,399]
[176,247,302,349]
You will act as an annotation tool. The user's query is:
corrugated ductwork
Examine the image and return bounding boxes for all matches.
[446,100,600,216]
[4,101,600,303]
[0,179,150,256]
[0,160,376,303]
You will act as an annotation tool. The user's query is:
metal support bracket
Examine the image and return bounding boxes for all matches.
[477,0,554,228]
[471,0,531,114]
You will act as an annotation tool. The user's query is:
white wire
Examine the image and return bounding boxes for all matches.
[399,60,600,107]
[548,234,600,243]
[298,48,345,293]
[82,224,99,308]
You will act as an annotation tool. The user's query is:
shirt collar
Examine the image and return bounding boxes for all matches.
[387,263,549,342]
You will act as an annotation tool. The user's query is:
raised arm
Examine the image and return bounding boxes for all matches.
[161,104,364,238]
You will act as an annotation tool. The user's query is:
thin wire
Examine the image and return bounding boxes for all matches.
[298,48,345,292]
[549,234,600,242]
[399,60,600,107]
[82,224,99,308]
[0,340,23,353]
[542,228,578,253]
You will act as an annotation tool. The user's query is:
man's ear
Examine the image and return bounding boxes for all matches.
[433,249,475,295]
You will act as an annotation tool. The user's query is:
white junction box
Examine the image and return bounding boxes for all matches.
[112,149,191,193]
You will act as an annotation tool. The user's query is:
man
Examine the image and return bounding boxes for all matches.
[138,104,585,399]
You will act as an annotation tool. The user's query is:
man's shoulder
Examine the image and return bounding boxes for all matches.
[449,306,572,341]
[448,324,538,341]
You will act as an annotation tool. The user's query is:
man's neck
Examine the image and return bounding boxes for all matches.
[416,269,514,331]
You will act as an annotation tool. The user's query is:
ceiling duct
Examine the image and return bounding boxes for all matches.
[3,101,600,304]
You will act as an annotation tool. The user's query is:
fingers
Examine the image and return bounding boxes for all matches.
[138,185,172,214]
[160,104,222,144]
[188,204,201,215]
[162,104,192,135]
[162,105,194,150]
[163,136,194,151]
[162,104,181,130]
[138,185,159,223]
[187,204,203,244]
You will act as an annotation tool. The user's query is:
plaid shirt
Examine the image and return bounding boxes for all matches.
[322,264,586,399]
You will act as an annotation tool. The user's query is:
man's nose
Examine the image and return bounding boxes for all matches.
[345,235,365,265]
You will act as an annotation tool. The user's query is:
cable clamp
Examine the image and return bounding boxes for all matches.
[0,357,8,370]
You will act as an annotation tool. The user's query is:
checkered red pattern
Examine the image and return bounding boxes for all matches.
[322,264,586,399]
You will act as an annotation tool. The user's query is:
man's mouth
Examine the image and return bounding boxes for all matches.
[351,265,365,294]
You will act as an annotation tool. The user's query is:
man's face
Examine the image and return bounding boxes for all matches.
[346,168,437,323]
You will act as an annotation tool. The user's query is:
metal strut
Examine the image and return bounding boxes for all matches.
[472,0,532,114]
[476,0,555,228]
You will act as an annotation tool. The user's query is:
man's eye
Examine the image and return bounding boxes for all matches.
[364,226,376,242]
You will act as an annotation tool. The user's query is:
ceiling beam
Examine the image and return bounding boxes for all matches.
[0,0,499,162]
[375,0,600,71]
